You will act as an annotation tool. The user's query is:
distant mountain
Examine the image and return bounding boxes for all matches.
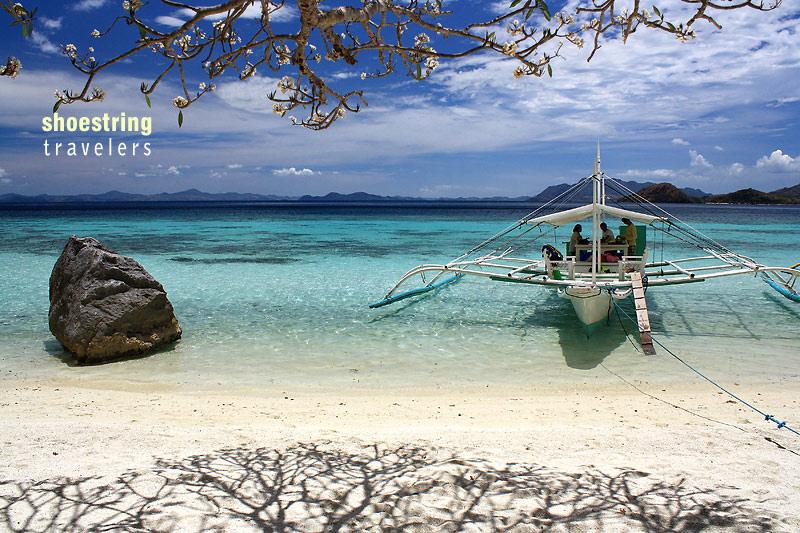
[530,180,709,203]
[0,189,534,205]
[771,183,800,200]
[704,188,798,205]
[3,182,797,206]
[619,183,701,204]
[0,189,291,203]
[297,192,397,202]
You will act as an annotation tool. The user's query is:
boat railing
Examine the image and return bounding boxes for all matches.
[619,249,649,280]
[544,255,576,280]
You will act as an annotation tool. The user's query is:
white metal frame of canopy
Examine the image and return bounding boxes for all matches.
[370,147,800,339]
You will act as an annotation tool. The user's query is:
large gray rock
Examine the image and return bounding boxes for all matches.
[49,236,181,363]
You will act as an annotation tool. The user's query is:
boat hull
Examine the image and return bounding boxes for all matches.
[560,287,612,326]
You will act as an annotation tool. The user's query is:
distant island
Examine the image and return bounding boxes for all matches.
[1,181,799,205]
[619,183,799,205]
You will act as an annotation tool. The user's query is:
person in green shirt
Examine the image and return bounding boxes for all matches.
[621,218,637,256]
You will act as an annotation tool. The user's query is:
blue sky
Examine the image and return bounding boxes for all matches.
[1,0,799,196]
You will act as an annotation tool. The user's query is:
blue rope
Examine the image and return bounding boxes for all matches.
[612,301,800,438]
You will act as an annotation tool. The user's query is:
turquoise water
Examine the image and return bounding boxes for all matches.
[1,203,798,391]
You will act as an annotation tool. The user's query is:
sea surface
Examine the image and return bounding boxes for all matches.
[1,202,798,392]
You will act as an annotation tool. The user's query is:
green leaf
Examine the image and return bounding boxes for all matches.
[53,100,62,113]
[145,94,151,108]
[21,24,28,38]
[178,110,183,128]
[547,63,553,77]
[137,23,147,39]
[539,0,551,21]
[653,5,662,18]
[416,62,422,79]
[510,0,522,7]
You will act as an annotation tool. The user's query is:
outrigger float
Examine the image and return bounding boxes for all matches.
[370,147,800,352]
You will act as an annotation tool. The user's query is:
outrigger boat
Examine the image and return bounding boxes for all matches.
[370,147,799,351]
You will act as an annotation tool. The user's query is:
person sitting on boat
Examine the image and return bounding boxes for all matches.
[600,222,615,243]
[568,224,582,257]
[621,217,638,256]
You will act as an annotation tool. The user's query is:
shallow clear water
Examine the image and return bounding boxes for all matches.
[1,203,798,391]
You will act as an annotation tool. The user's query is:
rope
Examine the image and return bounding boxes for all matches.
[604,177,736,255]
[612,300,800,438]
[602,178,760,270]
[452,175,594,263]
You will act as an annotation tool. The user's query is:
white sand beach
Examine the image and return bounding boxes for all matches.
[2,377,798,532]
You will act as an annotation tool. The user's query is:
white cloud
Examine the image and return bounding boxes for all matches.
[331,72,360,80]
[619,168,676,179]
[167,166,181,175]
[729,162,744,175]
[766,96,800,108]
[273,167,317,176]
[689,150,712,168]
[39,17,62,30]
[714,145,724,151]
[0,168,6,178]
[173,3,296,24]
[29,31,59,54]
[227,164,243,169]
[154,16,186,28]
[671,137,689,146]
[756,149,799,171]
[74,0,107,10]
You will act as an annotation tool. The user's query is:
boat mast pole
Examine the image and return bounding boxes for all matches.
[598,142,605,206]
[592,144,599,283]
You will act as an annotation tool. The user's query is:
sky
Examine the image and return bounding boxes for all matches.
[0,0,799,197]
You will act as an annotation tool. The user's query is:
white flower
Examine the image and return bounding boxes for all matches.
[64,43,78,58]
[425,56,439,70]
[172,96,189,108]
[513,66,526,78]
[91,29,101,38]
[360,72,367,80]
[198,82,206,90]
[122,1,129,9]
[336,107,346,118]
[502,42,517,56]
[414,33,430,47]
[277,76,294,93]
[272,104,286,116]
[241,62,257,79]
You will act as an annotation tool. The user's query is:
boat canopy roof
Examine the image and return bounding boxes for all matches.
[525,203,663,227]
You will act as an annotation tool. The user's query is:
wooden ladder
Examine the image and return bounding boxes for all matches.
[630,271,656,355]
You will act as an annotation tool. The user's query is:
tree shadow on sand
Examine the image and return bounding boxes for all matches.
[0,442,779,532]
